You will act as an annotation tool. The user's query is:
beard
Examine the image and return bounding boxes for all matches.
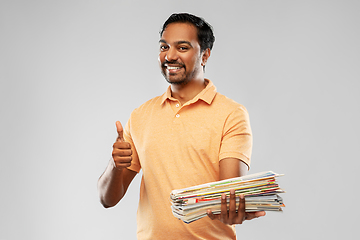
[160,60,200,86]
[163,71,191,86]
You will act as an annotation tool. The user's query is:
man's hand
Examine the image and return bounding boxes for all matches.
[207,189,266,225]
[112,121,132,170]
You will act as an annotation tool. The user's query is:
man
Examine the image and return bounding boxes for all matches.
[98,13,265,239]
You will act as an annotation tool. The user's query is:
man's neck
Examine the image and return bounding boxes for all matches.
[170,78,206,105]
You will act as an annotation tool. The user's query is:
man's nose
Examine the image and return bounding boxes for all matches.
[165,47,178,62]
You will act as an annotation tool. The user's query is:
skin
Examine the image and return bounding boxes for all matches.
[158,22,210,105]
[97,22,265,225]
[97,121,136,208]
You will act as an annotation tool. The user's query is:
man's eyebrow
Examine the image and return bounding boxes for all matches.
[159,39,193,47]
[176,40,193,46]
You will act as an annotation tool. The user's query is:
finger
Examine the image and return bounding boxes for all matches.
[245,211,266,220]
[207,210,214,220]
[228,189,236,224]
[220,193,228,224]
[113,157,132,168]
[112,146,132,165]
[116,121,125,142]
[207,210,219,220]
[112,148,132,156]
[113,155,132,162]
[236,194,246,223]
[113,141,132,149]
[112,142,132,170]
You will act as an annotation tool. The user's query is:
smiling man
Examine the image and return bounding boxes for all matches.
[158,21,211,105]
[159,22,207,86]
[98,13,265,239]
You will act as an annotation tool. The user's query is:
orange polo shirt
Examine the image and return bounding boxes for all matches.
[124,79,252,240]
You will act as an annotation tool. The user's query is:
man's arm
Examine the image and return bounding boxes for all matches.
[97,121,137,208]
[98,161,137,208]
[219,157,248,180]
[207,158,266,224]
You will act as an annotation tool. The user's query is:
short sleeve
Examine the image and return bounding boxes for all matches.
[219,105,252,169]
[124,116,141,173]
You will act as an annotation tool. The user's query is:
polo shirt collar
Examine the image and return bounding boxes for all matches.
[160,79,217,105]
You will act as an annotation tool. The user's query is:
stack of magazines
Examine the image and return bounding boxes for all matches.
[170,171,285,223]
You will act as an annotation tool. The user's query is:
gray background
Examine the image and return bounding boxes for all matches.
[1,0,359,239]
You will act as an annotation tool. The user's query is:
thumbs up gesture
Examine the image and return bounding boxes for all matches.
[112,121,132,170]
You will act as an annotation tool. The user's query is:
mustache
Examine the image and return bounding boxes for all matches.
[161,60,185,68]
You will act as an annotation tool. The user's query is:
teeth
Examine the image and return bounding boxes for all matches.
[167,66,181,70]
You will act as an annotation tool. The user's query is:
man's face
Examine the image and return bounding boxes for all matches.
[158,23,204,85]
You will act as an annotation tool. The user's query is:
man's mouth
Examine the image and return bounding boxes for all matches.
[164,64,184,74]
[162,61,185,69]
[166,66,182,70]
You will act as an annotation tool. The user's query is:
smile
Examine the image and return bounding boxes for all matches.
[166,66,182,70]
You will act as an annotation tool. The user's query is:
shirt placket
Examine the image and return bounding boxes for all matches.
[170,100,182,118]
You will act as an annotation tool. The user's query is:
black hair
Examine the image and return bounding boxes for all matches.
[160,13,215,53]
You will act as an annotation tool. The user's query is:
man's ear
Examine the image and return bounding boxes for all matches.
[201,48,211,66]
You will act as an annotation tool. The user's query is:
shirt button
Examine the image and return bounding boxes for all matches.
[176,104,180,107]
[176,114,180,118]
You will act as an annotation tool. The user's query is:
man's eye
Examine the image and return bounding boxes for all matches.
[179,46,188,51]
[160,45,168,51]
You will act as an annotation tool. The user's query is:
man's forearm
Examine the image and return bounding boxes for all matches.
[98,161,127,208]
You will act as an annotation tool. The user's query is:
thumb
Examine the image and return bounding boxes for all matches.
[115,121,125,142]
